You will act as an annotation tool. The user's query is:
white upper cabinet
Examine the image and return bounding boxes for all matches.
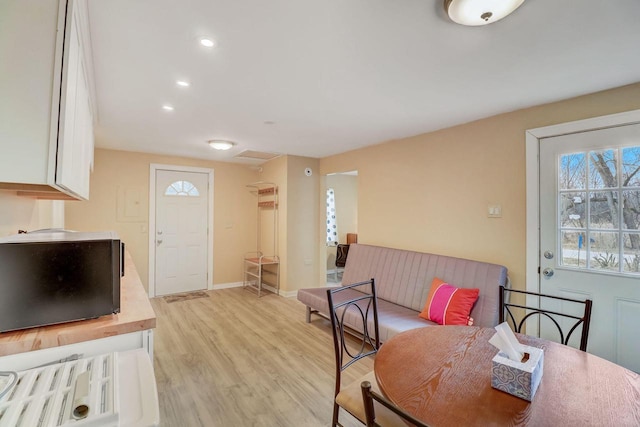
[0,0,95,200]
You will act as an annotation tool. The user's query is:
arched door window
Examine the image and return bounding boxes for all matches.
[165,180,200,197]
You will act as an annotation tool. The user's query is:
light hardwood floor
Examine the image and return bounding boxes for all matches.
[151,287,373,427]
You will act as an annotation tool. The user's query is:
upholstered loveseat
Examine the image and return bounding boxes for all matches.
[297,244,508,342]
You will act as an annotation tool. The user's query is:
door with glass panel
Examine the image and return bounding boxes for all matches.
[539,123,640,372]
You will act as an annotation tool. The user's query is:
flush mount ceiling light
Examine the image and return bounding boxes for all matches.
[176,80,190,87]
[199,38,215,48]
[208,140,235,150]
[162,104,174,111]
[444,0,525,26]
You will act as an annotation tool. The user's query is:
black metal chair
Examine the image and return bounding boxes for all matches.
[499,285,593,351]
[334,244,350,282]
[328,279,408,427]
[361,381,430,427]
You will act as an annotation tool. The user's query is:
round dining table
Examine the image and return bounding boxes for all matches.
[374,326,640,426]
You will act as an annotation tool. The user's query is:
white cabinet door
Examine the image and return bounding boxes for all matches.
[0,0,64,185]
[0,0,93,200]
[56,0,92,200]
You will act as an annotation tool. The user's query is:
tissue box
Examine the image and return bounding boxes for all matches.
[491,345,544,401]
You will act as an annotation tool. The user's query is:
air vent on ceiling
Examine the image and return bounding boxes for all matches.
[234,150,281,161]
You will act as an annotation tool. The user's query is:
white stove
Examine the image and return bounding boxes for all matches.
[0,349,158,427]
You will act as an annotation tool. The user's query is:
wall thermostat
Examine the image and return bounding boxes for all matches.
[304,167,313,176]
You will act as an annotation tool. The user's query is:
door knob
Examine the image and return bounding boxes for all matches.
[157,239,163,246]
[542,268,554,278]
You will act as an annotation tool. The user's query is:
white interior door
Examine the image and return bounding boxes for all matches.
[155,170,209,296]
[540,123,640,372]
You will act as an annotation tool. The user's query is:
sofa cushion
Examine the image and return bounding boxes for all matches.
[297,286,435,343]
[418,277,479,325]
[297,286,336,317]
[375,298,436,342]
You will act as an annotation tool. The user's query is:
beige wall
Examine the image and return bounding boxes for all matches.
[319,82,640,293]
[286,156,320,292]
[0,191,62,237]
[65,148,259,291]
[258,155,320,293]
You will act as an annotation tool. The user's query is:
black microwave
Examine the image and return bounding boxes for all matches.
[0,231,123,333]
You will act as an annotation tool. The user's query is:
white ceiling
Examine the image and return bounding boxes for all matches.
[88,0,640,164]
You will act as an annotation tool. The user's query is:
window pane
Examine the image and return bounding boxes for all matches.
[560,192,586,227]
[623,233,640,274]
[165,180,200,197]
[188,186,200,196]
[589,149,617,189]
[560,231,587,268]
[590,232,619,272]
[589,191,619,229]
[622,146,640,187]
[622,190,640,231]
[557,147,640,276]
[559,153,586,190]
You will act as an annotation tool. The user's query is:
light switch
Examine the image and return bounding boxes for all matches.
[488,204,502,218]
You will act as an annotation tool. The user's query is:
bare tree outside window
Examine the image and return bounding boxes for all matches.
[558,146,640,274]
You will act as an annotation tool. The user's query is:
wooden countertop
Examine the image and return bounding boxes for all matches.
[0,251,156,356]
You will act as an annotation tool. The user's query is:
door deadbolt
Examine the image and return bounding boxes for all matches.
[544,250,554,259]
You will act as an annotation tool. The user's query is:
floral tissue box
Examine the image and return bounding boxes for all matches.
[491,345,544,401]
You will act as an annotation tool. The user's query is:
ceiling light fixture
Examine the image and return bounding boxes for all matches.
[208,140,235,150]
[162,105,174,111]
[444,0,524,26]
[199,38,215,48]
[176,80,190,87]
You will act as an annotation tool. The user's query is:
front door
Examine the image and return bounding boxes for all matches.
[539,123,640,372]
[155,169,209,296]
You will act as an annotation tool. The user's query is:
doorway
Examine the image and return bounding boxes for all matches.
[149,165,214,297]
[325,171,358,284]
[526,110,640,372]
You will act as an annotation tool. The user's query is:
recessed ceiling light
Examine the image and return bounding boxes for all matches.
[200,38,215,48]
[162,105,174,111]
[176,80,190,87]
[208,140,235,150]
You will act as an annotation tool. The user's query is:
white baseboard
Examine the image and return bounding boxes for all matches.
[259,283,296,298]
[211,281,297,298]
[211,281,243,290]
[279,289,298,298]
